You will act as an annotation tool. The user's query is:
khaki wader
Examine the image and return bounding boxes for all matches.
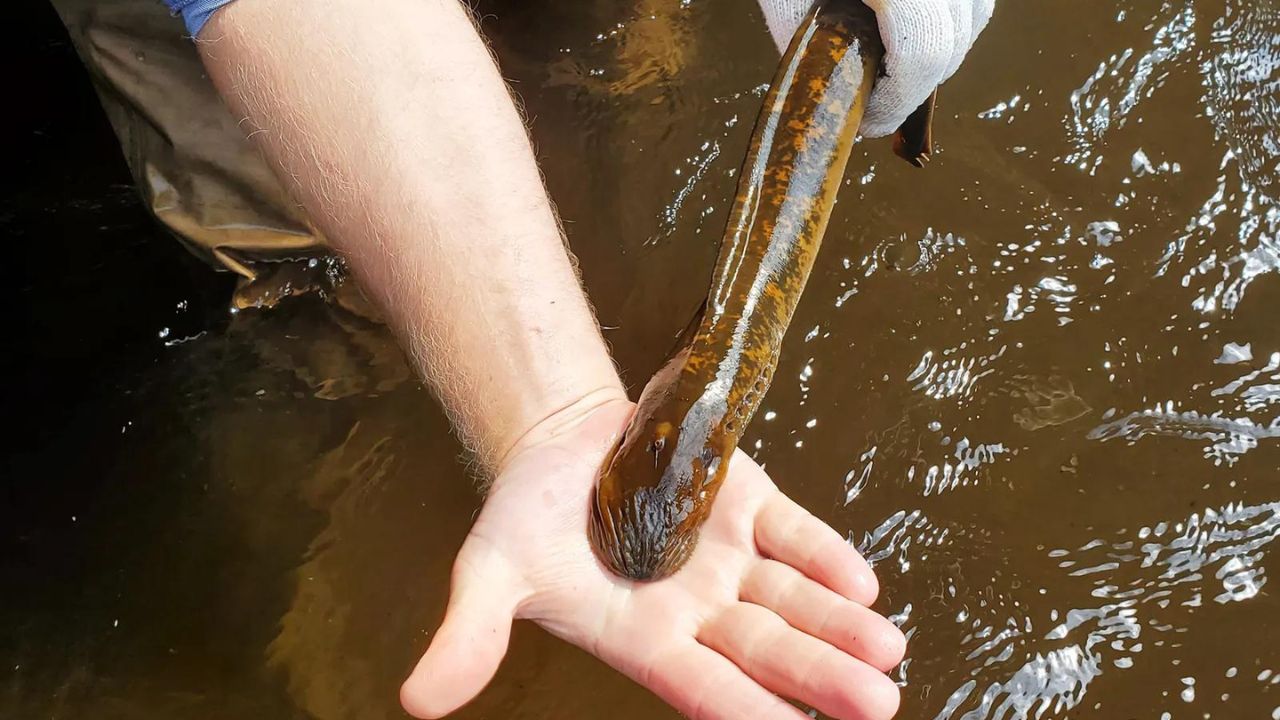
[47,0,366,312]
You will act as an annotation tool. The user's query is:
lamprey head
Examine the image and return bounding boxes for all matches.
[589,412,731,581]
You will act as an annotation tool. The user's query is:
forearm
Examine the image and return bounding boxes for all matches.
[196,0,625,475]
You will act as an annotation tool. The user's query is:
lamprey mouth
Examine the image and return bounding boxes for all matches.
[589,487,699,582]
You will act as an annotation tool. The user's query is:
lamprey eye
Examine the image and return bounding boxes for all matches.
[700,445,718,468]
[647,421,675,457]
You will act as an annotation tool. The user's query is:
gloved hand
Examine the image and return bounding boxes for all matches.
[758,0,994,137]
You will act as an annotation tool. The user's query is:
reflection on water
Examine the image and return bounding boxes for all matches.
[6,0,1280,718]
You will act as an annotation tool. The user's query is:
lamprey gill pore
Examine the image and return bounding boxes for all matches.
[590,0,935,581]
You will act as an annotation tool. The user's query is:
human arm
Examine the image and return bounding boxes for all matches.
[194,0,624,475]
[191,0,906,718]
[758,0,995,137]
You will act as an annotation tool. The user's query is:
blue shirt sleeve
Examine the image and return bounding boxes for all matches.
[163,0,239,37]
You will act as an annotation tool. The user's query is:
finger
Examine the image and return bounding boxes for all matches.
[641,640,810,720]
[755,492,879,606]
[860,0,956,138]
[700,602,901,720]
[971,0,996,43]
[941,0,972,80]
[742,559,906,672]
[400,551,520,719]
[758,0,816,53]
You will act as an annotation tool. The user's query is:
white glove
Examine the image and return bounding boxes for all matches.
[758,0,994,137]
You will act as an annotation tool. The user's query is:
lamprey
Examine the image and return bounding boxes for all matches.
[590,0,934,580]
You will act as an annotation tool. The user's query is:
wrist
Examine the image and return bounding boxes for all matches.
[492,386,631,482]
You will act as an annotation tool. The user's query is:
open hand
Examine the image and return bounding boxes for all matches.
[400,400,906,720]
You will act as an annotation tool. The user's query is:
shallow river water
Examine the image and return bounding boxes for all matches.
[5,0,1280,719]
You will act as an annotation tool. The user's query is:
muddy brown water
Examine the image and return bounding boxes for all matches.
[5,0,1280,718]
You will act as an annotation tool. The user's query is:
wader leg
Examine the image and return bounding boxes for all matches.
[46,0,364,312]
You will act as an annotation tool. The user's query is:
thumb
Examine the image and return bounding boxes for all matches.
[400,551,521,718]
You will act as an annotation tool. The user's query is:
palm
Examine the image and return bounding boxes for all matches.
[401,402,905,720]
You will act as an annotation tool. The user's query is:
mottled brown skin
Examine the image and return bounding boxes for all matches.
[590,0,933,581]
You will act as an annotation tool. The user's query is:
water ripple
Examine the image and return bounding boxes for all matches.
[933,499,1280,719]
[1064,1,1198,174]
